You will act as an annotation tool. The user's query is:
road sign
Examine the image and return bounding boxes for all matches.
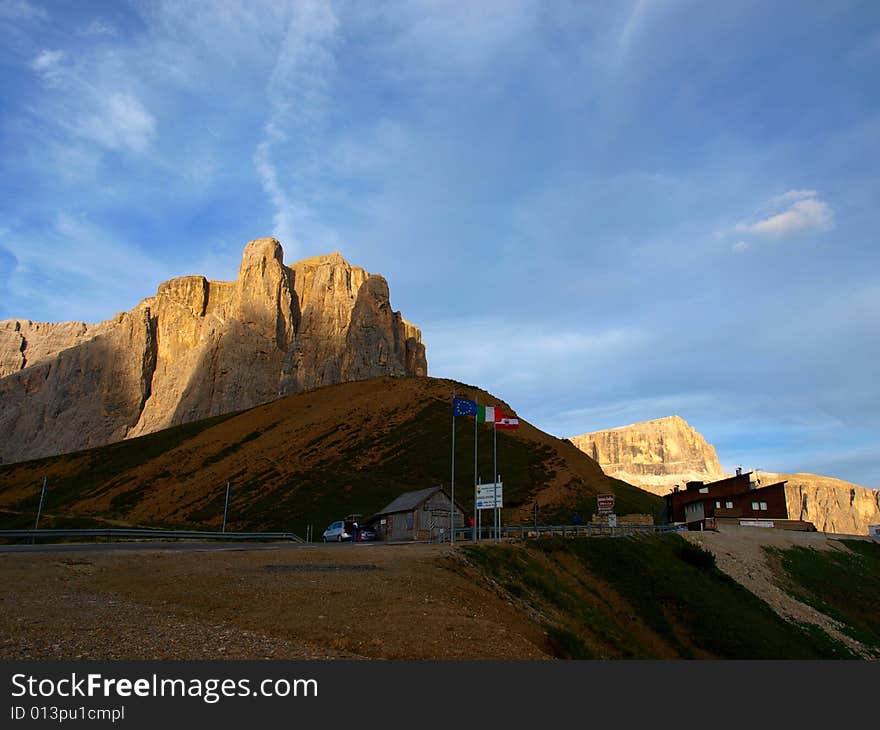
[597,493,615,515]
[475,482,503,509]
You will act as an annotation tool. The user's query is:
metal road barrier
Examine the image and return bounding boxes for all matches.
[0,528,304,543]
[444,523,681,542]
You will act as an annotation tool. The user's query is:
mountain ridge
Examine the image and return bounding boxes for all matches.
[569,416,879,534]
[0,238,426,464]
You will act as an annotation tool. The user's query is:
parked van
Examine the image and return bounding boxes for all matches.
[322,520,352,542]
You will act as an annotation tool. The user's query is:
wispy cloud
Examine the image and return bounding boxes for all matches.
[0,0,47,21]
[734,190,834,240]
[30,48,156,155]
[31,48,64,81]
[254,0,339,254]
[72,92,156,153]
[2,214,170,322]
[769,189,819,207]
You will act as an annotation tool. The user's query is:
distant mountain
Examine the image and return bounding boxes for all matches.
[569,416,880,535]
[0,376,661,535]
[568,415,726,495]
[0,239,426,464]
[758,471,880,535]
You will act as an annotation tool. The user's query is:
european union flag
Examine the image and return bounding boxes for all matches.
[453,397,478,417]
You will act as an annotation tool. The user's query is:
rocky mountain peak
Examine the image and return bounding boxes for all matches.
[0,239,426,464]
[568,415,725,494]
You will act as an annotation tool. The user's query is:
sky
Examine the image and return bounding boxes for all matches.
[1,1,878,487]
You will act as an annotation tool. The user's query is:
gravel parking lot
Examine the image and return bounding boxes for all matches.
[0,541,549,660]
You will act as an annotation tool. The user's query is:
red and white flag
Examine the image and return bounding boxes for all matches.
[495,413,519,429]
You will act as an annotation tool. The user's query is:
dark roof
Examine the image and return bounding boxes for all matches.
[374,486,443,516]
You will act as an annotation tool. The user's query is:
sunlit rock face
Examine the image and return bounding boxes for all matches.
[770,472,880,535]
[0,239,427,463]
[569,415,880,535]
[568,415,725,495]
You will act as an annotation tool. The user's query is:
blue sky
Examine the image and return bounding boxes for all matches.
[1,1,878,486]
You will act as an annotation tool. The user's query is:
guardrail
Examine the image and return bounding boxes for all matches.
[438,523,681,542]
[0,528,304,543]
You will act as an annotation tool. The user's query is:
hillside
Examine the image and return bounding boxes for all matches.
[0,376,661,536]
[0,239,426,464]
[463,530,879,659]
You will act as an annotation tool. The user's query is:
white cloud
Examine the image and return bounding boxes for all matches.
[254,0,339,255]
[2,214,171,322]
[769,189,818,206]
[0,0,47,21]
[732,240,750,253]
[31,49,65,83]
[72,92,157,154]
[750,198,833,237]
[735,190,833,239]
[32,48,63,71]
[29,48,157,155]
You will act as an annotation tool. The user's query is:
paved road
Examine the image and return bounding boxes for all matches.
[0,540,309,554]
[0,540,407,554]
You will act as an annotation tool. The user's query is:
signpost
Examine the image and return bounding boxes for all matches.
[475,482,503,510]
[597,493,615,515]
[474,482,503,540]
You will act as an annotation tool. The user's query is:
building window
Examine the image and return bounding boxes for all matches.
[715,501,721,509]
[406,512,413,530]
[725,501,733,509]
[759,502,768,511]
[751,502,760,511]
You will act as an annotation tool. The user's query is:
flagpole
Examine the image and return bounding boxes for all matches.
[493,419,498,542]
[473,407,478,543]
[451,388,456,545]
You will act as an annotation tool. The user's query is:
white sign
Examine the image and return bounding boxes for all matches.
[607,513,617,528]
[475,482,503,509]
[597,493,615,515]
[740,519,774,528]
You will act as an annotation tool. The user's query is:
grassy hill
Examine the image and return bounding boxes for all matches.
[0,376,661,536]
[461,534,863,659]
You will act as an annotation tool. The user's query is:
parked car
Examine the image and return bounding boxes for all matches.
[322,520,352,542]
[356,526,378,542]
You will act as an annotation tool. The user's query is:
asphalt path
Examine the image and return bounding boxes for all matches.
[0,540,404,554]
[0,541,312,554]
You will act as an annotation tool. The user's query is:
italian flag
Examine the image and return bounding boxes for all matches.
[496,414,520,430]
[477,406,499,423]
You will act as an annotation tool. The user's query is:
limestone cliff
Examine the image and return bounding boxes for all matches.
[758,472,880,536]
[0,238,427,463]
[569,416,879,535]
[568,415,725,496]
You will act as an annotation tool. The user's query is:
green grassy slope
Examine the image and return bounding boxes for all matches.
[462,534,858,659]
[768,540,880,654]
